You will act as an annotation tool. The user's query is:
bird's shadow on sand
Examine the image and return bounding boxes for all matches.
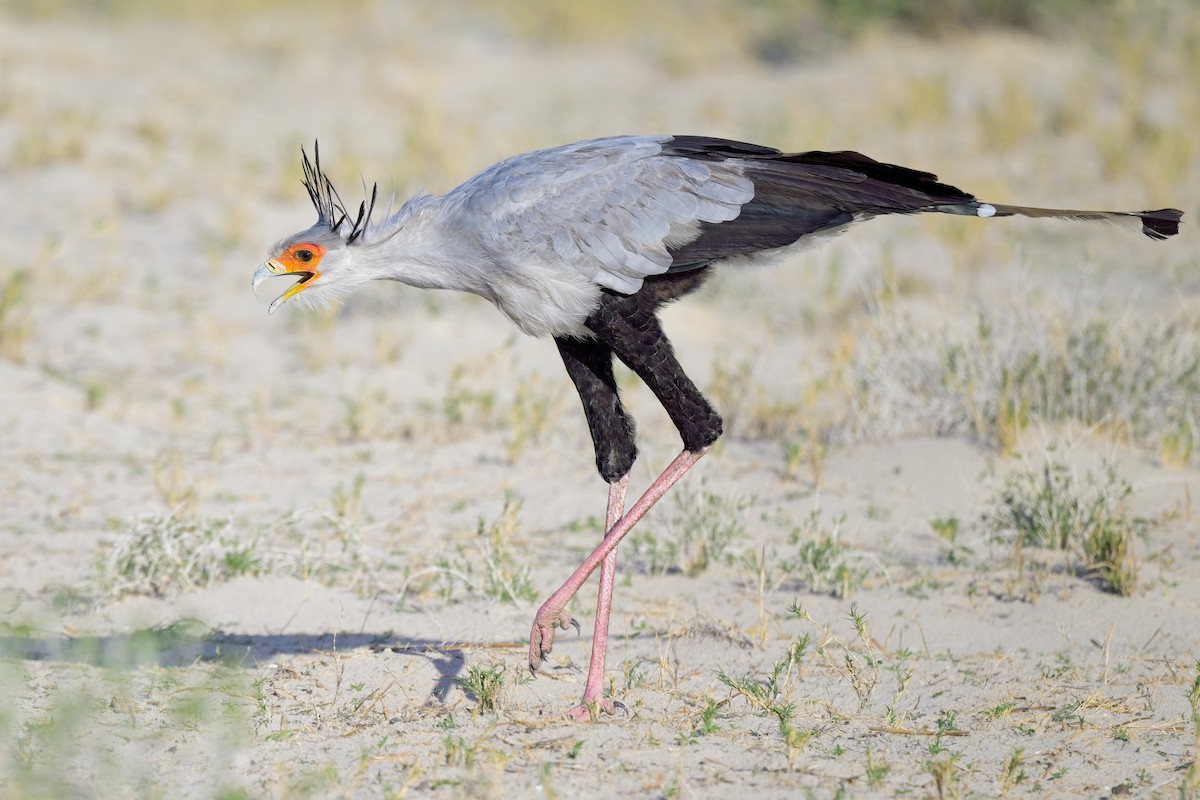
[0,623,483,704]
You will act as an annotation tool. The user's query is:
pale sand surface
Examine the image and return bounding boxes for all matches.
[1,4,1198,797]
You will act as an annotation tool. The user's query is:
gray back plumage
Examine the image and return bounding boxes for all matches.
[450,136,755,294]
[440,135,983,295]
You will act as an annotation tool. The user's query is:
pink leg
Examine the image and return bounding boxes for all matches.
[529,447,709,710]
[565,474,629,721]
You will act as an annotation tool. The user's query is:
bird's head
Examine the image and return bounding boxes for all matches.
[253,144,378,314]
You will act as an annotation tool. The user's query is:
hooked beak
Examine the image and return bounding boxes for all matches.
[252,260,317,315]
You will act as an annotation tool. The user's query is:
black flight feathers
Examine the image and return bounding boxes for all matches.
[1134,209,1183,240]
[659,136,980,271]
[301,142,377,246]
[661,135,977,204]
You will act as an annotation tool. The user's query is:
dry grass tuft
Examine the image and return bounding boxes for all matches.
[97,508,381,602]
[98,511,267,599]
[843,304,1200,463]
[983,460,1149,595]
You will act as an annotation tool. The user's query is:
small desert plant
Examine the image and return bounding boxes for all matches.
[438,365,498,435]
[455,661,507,713]
[999,746,1028,791]
[927,709,961,755]
[694,696,723,736]
[841,604,881,703]
[781,430,830,486]
[717,631,813,768]
[981,700,1017,721]
[722,602,889,766]
[99,511,265,599]
[865,745,891,788]
[629,483,751,576]
[783,508,867,597]
[470,493,535,603]
[677,696,725,745]
[716,634,807,715]
[329,473,367,524]
[442,733,479,768]
[925,751,963,800]
[787,602,882,712]
[983,460,1148,595]
[0,268,31,359]
[930,514,971,565]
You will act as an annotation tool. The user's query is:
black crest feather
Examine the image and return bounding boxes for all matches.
[301,141,378,246]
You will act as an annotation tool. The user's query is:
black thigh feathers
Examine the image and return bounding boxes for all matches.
[555,272,720,481]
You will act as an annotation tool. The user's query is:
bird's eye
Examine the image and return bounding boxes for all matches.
[294,249,314,263]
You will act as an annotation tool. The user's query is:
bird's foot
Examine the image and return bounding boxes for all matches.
[566,698,627,722]
[528,604,579,673]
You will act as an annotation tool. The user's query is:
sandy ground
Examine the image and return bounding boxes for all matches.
[1,3,1198,798]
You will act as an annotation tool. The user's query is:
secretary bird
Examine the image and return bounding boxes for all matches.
[253,135,1182,720]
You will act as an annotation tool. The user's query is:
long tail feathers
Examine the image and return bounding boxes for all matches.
[981,203,1183,241]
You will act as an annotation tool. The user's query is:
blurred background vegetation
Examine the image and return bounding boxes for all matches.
[5,0,1192,53]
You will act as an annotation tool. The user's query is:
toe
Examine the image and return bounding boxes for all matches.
[530,608,575,672]
[565,699,620,722]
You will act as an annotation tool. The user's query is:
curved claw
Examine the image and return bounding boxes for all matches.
[565,698,627,722]
[529,606,577,674]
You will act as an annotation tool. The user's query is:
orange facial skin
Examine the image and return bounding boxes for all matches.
[255,242,327,313]
[275,242,326,273]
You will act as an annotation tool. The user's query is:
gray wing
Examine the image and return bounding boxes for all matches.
[456,135,755,294]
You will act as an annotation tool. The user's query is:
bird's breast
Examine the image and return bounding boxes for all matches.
[482,258,604,338]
